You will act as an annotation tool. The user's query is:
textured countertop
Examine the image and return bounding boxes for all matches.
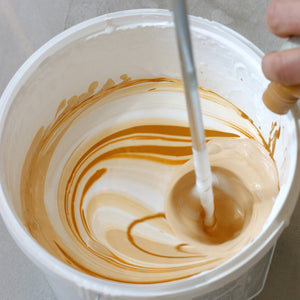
[0,1,299,299]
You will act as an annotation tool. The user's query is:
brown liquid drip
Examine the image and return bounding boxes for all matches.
[21,77,279,283]
[268,122,281,158]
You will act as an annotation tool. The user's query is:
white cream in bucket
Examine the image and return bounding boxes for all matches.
[0,9,299,300]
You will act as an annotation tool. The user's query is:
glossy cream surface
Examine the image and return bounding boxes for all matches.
[21,76,279,283]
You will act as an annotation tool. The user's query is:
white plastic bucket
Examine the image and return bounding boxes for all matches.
[0,9,299,300]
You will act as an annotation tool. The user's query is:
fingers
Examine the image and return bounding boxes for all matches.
[262,48,300,85]
[267,0,300,37]
[263,1,300,85]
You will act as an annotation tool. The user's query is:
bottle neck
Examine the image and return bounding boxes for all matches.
[263,82,300,114]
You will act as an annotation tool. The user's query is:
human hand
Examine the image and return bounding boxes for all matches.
[262,0,300,86]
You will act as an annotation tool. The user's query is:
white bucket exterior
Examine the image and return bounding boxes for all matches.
[0,9,299,300]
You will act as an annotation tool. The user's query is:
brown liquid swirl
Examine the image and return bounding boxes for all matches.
[21,76,279,283]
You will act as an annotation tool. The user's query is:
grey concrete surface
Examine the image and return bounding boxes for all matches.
[0,1,299,299]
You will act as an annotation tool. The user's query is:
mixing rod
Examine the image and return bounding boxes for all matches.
[172,0,215,226]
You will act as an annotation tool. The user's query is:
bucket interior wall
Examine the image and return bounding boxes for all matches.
[0,13,297,248]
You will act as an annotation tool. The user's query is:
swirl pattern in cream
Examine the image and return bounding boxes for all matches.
[21,76,278,283]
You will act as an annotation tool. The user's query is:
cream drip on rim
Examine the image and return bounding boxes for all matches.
[21,76,279,283]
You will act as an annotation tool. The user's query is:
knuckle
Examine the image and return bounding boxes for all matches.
[273,52,290,84]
